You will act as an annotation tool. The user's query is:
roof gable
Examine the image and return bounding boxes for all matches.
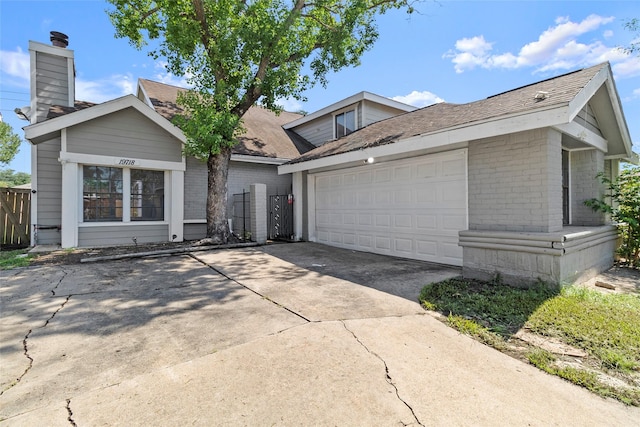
[282,91,416,130]
[24,95,185,145]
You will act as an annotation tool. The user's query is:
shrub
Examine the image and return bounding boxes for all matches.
[585,166,640,266]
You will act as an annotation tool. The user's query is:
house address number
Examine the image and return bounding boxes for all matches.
[118,158,136,166]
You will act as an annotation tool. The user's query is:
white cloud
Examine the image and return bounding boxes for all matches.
[276,97,304,112]
[76,73,135,103]
[612,56,640,79]
[0,48,30,87]
[445,14,622,74]
[392,90,444,108]
[152,61,192,87]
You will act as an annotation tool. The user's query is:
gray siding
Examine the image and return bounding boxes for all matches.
[184,223,206,241]
[67,108,182,162]
[571,149,605,225]
[576,103,602,137]
[35,137,63,245]
[291,115,334,146]
[183,156,208,220]
[34,51,70,123]
[468,128,563,233]
[78,224,168,247]
[362,101,403,127]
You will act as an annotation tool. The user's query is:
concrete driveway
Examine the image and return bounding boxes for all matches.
[1,242,638,426]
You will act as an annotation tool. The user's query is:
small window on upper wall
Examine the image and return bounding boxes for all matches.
[335,109,356,138]
[131,169,164,221]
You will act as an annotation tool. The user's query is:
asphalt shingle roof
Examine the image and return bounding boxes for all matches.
[287,63,607,164]
[139,79,315,159]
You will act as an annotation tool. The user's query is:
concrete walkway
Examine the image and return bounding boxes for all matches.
[1,243,638,426]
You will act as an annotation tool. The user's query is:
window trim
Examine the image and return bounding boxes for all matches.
[80,165,167,225]
[332,105,358,140]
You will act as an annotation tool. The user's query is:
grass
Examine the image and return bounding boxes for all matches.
[419,277,640,406]
[0,249,34,270]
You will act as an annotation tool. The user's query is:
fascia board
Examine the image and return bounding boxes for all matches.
[231,154,289,165]
[568,65,634,158]
[361,92,417,112]
[553,122,608,152]
[282,91,415,130]
[28,40,74,58]
[283,93,364,129]
[280,105,570,174]
[25,95,186,144]
[567,66,608,121]
[603,72,635,158]
[136,80,154,108]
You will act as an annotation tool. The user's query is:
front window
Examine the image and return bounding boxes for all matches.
[83,166,123,222]
[131,169,164,221]
[335,109,356,138]
[82,166,165,222]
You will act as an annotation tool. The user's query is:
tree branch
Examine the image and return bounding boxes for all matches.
[233,0,307,116]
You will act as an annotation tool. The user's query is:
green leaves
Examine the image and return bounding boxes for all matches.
[0,121,22,165]
[585,167,640,266]
[106,0,413,241]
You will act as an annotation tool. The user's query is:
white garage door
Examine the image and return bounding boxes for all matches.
[313,149,467,266]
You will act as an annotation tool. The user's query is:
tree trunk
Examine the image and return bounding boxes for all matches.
[205,146,232,243]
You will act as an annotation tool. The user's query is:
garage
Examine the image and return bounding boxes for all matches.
[312,149,468,266]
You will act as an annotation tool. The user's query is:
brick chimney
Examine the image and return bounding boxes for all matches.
[28,31,75,124]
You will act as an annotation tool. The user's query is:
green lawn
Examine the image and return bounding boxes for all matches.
[419,277,640,406]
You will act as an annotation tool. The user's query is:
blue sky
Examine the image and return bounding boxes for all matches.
[1,0,638,174]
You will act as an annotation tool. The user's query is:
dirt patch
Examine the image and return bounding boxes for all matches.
[583,265,640,295]
[29,241,201,266]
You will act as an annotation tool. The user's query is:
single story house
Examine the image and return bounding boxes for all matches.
[279,62,638,285]
[21,33,413,248]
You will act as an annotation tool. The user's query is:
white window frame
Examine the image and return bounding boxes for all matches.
[80,166,167,225]
[333,105,358,140]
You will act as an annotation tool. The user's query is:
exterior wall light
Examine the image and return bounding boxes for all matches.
[365,157,375,164]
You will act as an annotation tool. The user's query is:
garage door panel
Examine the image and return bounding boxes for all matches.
[443,214,467,231]
[315,149,467,266]
[417,215,437,230]
[395,214,412,228]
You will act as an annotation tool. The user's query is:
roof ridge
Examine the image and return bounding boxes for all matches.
[486,62,608,100]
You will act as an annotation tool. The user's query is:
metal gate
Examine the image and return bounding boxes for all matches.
[268,194,294,241]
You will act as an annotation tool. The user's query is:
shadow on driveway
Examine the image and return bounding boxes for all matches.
[260,241,462,302]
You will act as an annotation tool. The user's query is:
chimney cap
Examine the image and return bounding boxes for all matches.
[50,31,69,48]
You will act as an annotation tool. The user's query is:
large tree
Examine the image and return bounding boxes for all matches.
[108,0,412,243]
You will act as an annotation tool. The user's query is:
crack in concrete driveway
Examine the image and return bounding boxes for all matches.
[1,243,638,426]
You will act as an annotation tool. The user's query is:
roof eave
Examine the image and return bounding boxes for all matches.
[568,64,635,159]
[24,95,186,144]
[280,104,572,174]
[231,154,290,165]
[282,91,415,130]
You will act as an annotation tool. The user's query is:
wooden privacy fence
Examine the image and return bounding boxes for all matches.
[1,188,31,249]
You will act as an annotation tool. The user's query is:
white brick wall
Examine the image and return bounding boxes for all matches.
[468,128,563,233]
